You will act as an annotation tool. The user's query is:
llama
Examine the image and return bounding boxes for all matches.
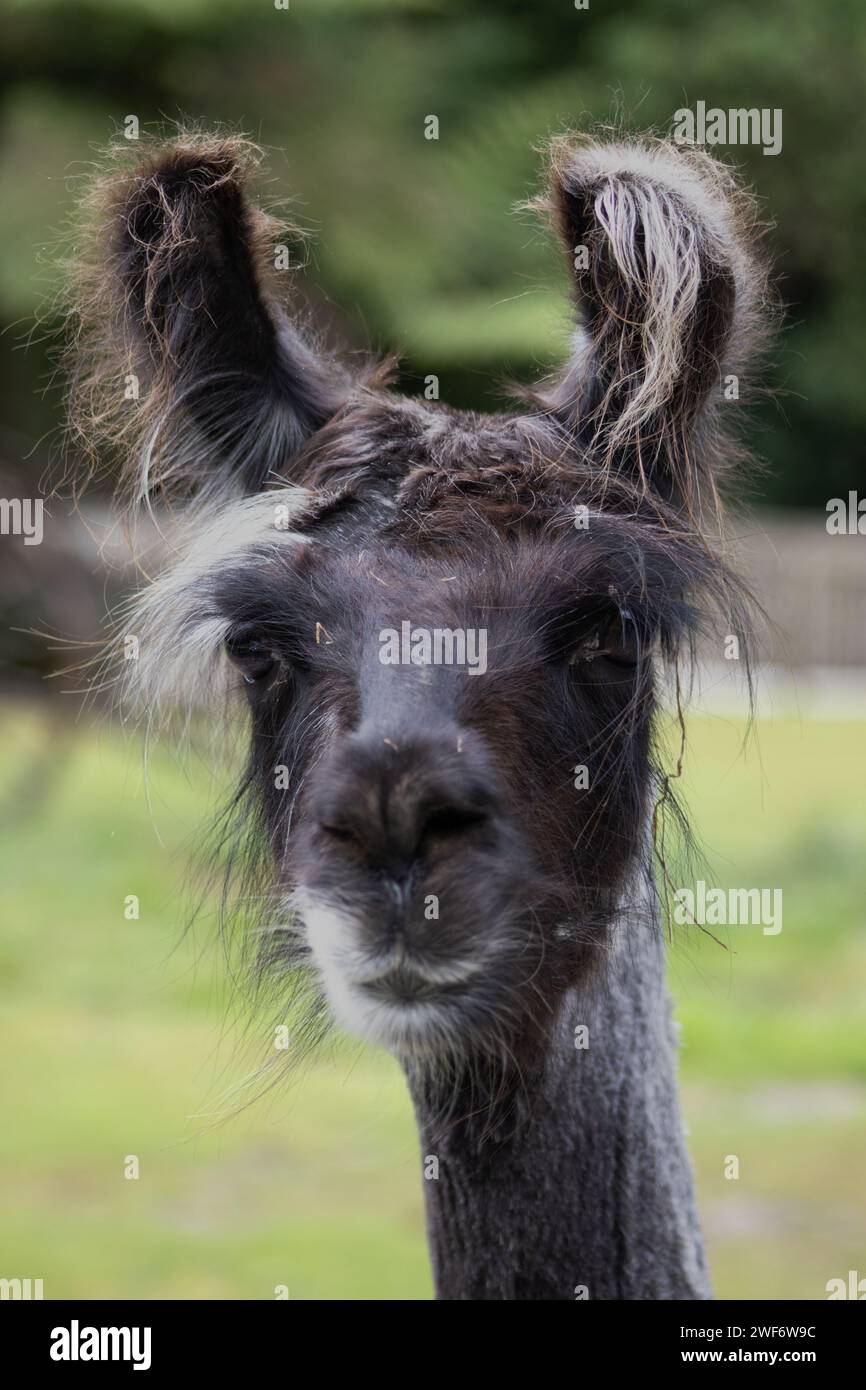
[62,127,771,1300]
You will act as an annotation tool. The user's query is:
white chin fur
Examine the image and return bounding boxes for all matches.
[293,887,463,1056]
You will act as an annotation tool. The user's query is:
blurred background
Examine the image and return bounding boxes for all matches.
[1,0,864,1299]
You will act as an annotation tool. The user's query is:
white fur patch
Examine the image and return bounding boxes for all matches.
[119,486,312,720]
[294,887,477,1056]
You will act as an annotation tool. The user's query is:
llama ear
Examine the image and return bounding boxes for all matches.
[63,131,348,510]
[534,134,771,518]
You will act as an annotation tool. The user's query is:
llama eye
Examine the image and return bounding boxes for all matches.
[224,624,277,684]
[569,609,640,667]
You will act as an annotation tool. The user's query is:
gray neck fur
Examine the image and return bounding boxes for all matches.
[406,900,710,1301]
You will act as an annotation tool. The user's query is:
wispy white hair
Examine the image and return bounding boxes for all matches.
[117,487,312,724]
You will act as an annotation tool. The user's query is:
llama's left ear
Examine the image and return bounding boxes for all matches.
[533,133,773,517]
[63,131,348,510]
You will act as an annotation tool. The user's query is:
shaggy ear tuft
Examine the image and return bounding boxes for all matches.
[532,132,775,521]
[60,128,349,512]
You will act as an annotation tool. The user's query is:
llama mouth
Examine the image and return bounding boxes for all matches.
[296,889,486,1044]
[358,965,469,1005]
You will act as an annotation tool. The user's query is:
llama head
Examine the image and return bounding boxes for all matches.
[64,129,768,1071]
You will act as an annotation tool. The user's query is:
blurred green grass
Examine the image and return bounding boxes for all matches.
[1,702,864,1299]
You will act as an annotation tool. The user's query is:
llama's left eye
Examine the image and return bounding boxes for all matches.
[570,609,640,667]
[224,625,276,683]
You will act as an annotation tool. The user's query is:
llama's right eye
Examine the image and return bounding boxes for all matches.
[224,625,276,684]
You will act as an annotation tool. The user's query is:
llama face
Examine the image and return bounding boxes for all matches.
[67,131,765,1070]
[239,527,648,1058]
[133,400,704,1063]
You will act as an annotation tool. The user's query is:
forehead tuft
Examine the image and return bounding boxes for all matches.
[295,393,656,546]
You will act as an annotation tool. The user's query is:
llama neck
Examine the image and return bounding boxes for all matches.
[405,903,711,1301]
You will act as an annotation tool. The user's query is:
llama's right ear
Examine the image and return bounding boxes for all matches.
[62,132,348,510]
[534,134,771,518]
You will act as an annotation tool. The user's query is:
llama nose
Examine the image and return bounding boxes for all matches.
[316,731,496,866]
